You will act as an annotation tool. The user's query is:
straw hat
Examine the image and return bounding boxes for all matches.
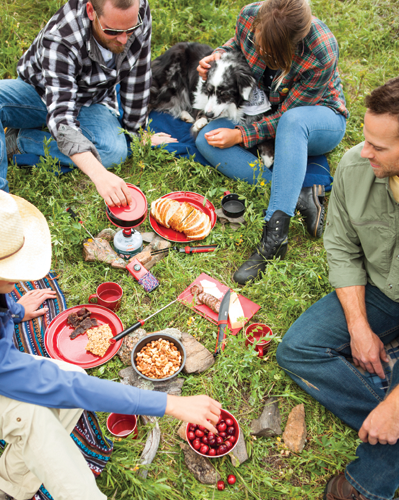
[0,191,51,281]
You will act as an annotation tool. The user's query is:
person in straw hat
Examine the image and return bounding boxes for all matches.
[0,191,221,500]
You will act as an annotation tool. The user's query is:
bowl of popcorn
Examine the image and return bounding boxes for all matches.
[131,334,186,381]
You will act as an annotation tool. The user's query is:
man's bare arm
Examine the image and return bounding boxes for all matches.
[336,285,388,379]
[70,151,132,207]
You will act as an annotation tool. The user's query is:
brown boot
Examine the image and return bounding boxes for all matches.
[323,475,367,500]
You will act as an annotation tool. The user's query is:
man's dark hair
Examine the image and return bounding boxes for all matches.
[365,76,399,118]
[90,0,137,16]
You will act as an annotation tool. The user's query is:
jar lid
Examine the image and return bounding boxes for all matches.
[106,184,147,225]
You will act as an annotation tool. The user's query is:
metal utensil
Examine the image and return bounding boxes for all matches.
[66,208,101,250]
[110,298,179,343]
[214,289,231,357]
[151,245,217,256]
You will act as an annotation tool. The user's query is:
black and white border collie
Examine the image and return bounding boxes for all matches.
[149,42,274,167]
[149,42,213,121]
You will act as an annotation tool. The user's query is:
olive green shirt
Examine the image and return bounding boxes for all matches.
[324,142,399,302]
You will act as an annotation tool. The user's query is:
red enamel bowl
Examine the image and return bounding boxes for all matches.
[186,409,240,458]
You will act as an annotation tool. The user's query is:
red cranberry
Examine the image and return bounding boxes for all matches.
[208,448,216,456]
[227,426,235,435]
[225,418,234,426]
[216,436,223,445]
[199,445,209,454]
[195,429,204,438]
[187,431,195,441]
[208,438,216,446]
[217,422,227,432]
[227,435,236,444]
[192,439,201,450]
[219,432,227,438]
[217,480,225,491]
[227,474,236,485]
[224,440,233,449]
[198,425,206,431]
[201,436,209,445]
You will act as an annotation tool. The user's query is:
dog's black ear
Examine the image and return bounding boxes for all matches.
[237,72,256,101]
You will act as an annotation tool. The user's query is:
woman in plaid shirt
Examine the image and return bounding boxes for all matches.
[196,0,349,285]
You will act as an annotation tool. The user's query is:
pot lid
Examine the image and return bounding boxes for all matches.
[106,184,147,223]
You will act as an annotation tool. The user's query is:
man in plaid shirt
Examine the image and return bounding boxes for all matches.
[0,0,173,206]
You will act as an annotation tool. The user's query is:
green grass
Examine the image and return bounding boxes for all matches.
[2,0,399,497]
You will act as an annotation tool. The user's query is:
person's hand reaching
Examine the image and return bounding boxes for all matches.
[165,394,222,434]
[18,289,57,321]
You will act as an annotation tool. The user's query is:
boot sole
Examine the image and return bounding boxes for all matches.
[310,185,324,238]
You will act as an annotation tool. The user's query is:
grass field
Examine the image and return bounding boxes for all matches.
[1,0,399,498]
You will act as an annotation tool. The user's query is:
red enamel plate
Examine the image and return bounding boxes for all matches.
[149,191,217,243]
[44,304,124,369]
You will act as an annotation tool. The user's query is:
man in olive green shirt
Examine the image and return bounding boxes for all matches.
[277,77,399,500]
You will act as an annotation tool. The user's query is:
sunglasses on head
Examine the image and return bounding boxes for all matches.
[94,10,143,36]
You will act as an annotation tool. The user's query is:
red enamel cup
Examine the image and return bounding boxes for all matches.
[245,323,274,358]
[107,413,138,439]
[88,282,123,311]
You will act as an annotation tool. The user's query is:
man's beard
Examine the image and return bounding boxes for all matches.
[92,21,127,54]
[97,32,126,54]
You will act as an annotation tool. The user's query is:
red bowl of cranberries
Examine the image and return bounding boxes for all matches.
[186,409,240,458]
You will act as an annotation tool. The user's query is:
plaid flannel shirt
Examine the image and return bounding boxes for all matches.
[214,2,349,149]
[17,0,151,160]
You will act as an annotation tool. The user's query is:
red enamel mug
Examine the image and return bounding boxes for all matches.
[88,282,123,311]
[107,413,138,439]
[245,323,274,358]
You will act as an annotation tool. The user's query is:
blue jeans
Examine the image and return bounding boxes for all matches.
[276,283,399,500]
[195,106,346,221]
[0,78,128,192]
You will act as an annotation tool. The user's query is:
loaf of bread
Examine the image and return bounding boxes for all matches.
[151,198,212,240]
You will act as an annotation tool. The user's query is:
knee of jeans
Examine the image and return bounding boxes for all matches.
[276,108,306,135]
[276,339,293,370]
[276,328,308,370]
[98,136,128,168]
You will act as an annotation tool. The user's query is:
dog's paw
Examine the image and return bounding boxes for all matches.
[192,117,209,135]
[180,111,195,123]
[261,154,274,169]
[257,140,275,169]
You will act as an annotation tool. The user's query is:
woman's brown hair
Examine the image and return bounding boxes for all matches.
[253,0,312,78]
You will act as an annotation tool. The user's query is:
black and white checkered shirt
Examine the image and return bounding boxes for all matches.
[17,0,151,160]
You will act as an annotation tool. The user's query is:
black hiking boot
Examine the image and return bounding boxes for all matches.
[296,185,325,239]
[233,210,291,285]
